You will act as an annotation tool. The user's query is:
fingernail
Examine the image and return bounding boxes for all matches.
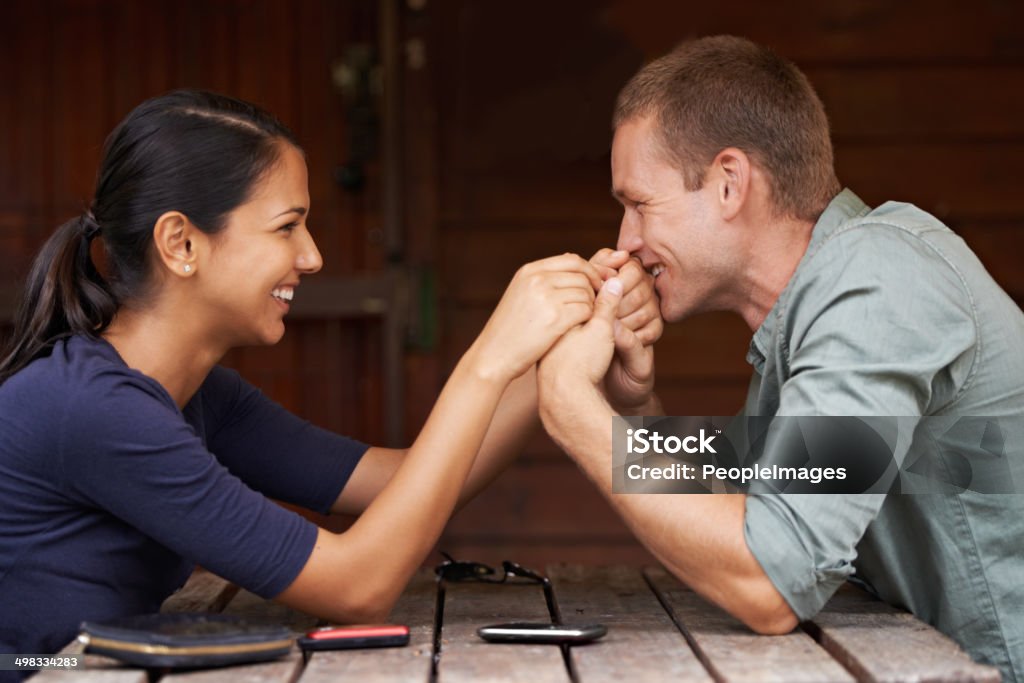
[612,250,628,258]
[606,278,623,295]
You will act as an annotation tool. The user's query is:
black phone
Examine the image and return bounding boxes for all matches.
[297,624,410,651]
[477,622,607,644]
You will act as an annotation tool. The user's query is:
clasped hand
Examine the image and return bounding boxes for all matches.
[539,248,661,413]
[471,249,660,413]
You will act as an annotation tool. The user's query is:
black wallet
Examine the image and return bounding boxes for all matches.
[78,613,293,668]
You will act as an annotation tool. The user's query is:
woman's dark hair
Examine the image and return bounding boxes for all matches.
[0,90,299,384]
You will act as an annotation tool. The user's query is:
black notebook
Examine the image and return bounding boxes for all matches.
[78,613,293,668]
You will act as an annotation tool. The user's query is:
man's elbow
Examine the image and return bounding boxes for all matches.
[742,603,800,635]
[733,581,800,635]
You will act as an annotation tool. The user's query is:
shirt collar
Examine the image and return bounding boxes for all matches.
[747,188,872,370]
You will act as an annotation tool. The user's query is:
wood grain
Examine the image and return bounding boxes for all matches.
[435,580,568,682]
[298,569,435,683]
[644,567,854,683]
[160,568,239,614]
[547,564,712,682]
[804,584,1002,683]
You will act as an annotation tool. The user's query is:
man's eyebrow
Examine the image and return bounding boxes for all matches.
[273,207,308,219]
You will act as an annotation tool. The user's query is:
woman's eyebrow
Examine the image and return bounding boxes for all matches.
[272,207,308,219]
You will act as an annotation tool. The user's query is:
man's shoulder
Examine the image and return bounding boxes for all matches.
[797,203,968,294]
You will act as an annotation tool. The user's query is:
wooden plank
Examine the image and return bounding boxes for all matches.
[547,564,713,682]
[154,587,316,683]
[644,567,854,683]
[435,541,655,570]
[436,580,568,682]
[298,569,435,683]
[159,652,304,683]
[804,584,1001,683]
[219,588,320,635]
[160,568,239,614]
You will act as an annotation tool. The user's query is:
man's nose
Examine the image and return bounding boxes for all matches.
[616,214,643,254]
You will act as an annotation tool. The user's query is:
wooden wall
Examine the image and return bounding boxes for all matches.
[2,0,1023,570]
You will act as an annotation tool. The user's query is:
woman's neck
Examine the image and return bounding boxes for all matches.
[102,302,226,409]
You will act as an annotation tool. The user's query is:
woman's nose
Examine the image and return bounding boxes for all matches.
[296,228,323,273]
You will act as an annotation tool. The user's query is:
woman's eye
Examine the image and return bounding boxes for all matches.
[278,222,298,234]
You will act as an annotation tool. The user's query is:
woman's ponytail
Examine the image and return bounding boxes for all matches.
[0,213,116,384]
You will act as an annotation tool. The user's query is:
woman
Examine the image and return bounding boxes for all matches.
[0,90,659,662]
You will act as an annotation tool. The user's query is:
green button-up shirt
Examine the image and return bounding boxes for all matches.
[743,189,1024,680]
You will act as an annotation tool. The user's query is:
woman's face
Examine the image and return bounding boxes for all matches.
[197,142,322,349]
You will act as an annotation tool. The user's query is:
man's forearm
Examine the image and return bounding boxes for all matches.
[541,382,797,634]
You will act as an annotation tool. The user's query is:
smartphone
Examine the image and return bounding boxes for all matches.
[297,624,410,651]
[477,622,607,644]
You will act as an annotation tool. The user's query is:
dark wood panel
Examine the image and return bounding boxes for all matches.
[52,2,109,205]
[601,0,1024,64]
[441,142,1024,229]
[441,224,618,305]
[808,67,1024,142]
[952,221,1024,300]
[445,459,634,539]
[836,143,1024,220]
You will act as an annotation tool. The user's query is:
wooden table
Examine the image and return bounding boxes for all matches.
[35,565,999,682]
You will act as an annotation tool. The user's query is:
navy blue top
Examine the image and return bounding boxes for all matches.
[0,335,368,666]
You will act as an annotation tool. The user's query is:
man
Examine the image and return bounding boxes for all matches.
[536,35,1024,680]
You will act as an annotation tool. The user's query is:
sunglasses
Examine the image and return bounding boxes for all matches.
[430,553,574,681]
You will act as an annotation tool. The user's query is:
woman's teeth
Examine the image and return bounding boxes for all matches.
[650,265,665,278]
[271,288,294,302]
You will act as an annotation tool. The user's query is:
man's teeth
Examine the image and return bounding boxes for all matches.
[271,288,294,302]
[650,265,665,278]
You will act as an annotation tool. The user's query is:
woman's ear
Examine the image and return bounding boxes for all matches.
[711,147,751,221]
[152,211,200,277]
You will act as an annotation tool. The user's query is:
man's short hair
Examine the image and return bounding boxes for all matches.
[614,35,841,222]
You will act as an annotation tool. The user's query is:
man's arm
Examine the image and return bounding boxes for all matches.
[536,279,797,634]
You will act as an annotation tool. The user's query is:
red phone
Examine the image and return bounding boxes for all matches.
[297,624,410,651]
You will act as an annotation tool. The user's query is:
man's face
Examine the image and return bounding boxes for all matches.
[611,116,733,323]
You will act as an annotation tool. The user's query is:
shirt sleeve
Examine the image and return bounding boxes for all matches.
[60,369,319,599]
[197,366,370,514]
[744,224,978,619]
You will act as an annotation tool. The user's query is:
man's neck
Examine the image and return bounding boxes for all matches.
[733,215,815,332]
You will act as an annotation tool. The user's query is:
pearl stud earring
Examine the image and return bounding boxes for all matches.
[183,264,192,273]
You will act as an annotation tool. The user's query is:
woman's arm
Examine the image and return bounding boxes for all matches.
[276,254,601,622]
[331,249,664,517]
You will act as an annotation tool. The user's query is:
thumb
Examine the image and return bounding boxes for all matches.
[589,277,623,330]
[591,248,631,271]
[614,321,650,377]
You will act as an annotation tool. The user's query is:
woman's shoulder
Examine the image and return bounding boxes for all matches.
[2,335,177,414]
